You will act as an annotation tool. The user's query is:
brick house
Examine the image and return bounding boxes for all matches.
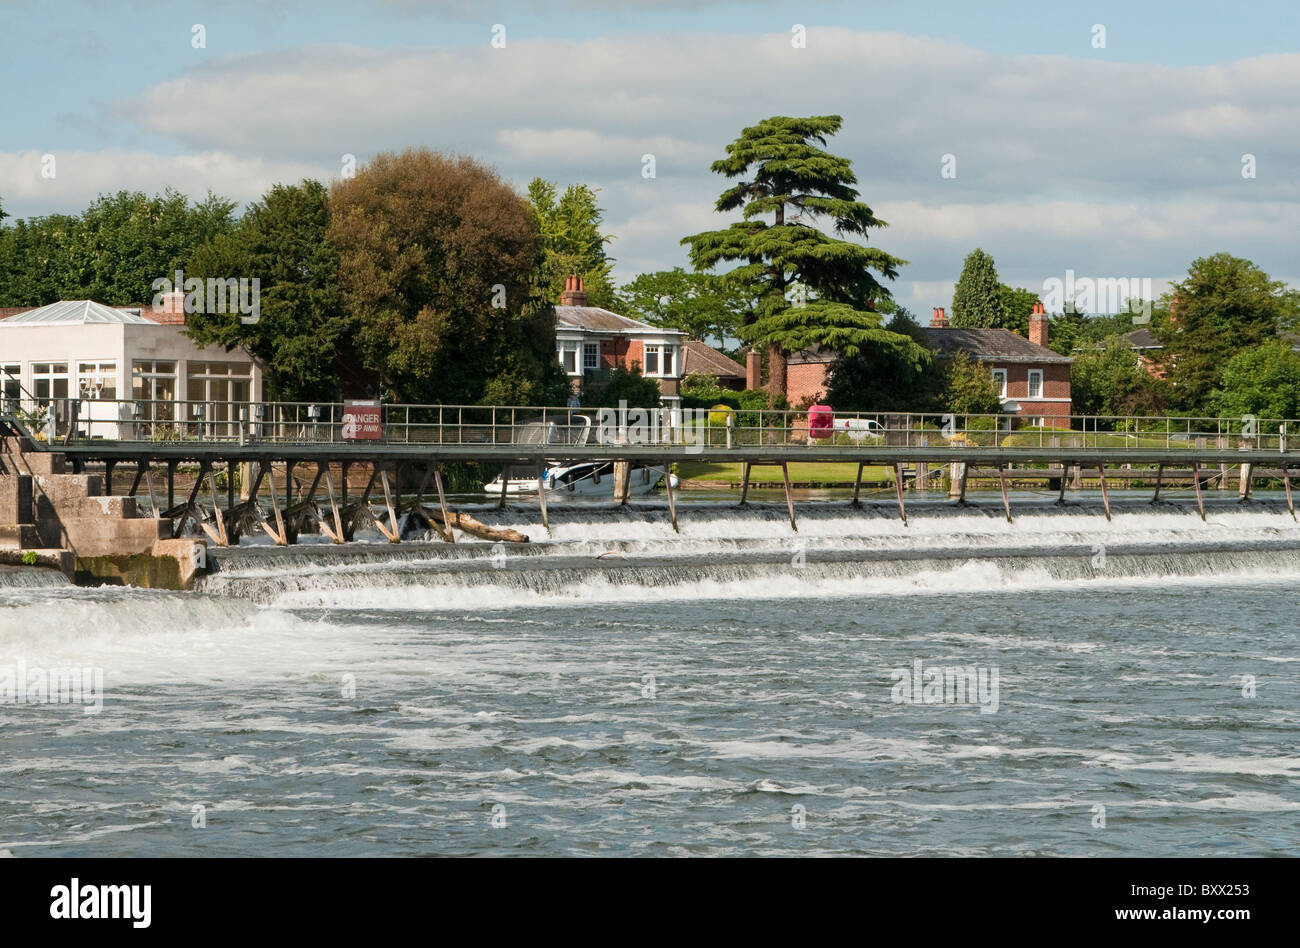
[926,302,1073,423]
[554,276,686,403]
[680,339,746,390]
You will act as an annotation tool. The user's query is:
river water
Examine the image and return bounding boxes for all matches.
[1,494,1297,856]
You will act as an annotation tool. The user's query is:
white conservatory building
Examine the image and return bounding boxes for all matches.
[0,298,264,439]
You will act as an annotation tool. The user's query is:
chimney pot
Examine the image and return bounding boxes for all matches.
[1029,301,1049,348]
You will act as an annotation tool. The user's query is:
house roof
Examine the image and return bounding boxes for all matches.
[555,305,683,336]
[0,299,153,327]
[788,343,839,365]
[1124,328,1163,349]
[924,327,1071,363]
[681,339,745,379]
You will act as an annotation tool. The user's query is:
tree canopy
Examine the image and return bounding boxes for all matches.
[527,178,620,310]
[682,115,917,394]
[1153,253,1300,412]
[619,267,751,349]
[1210,340,1300,420]
[950,248,1005,329]
[328,149,566,405]
[184,180,356,401]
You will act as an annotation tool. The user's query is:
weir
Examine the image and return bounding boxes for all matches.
[4,401,1300,585]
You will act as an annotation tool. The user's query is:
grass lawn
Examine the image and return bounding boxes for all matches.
[677,460,891,484]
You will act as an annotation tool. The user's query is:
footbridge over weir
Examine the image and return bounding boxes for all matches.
[3,400,1299,548]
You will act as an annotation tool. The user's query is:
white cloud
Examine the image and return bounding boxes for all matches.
[7,26,1297,316]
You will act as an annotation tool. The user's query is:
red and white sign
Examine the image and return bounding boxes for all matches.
[342,400,382,440]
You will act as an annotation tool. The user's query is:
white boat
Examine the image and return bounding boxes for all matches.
[484,461,679,497]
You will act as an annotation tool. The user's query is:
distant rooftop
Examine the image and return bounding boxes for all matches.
[556,305,680,335]
[924,327,1071,363]
[681,339,745,379]
[0,299,153,327]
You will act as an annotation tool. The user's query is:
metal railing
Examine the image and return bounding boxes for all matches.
[5,397,1297,456]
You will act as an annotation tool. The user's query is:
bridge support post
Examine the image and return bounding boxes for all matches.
[997,464,1012,523]
[377,466,401,542]
[432,463,454,543]
[852,461,865,506]
[782,462,797,532]
[1283,465,1295,521]
[892,462,907,526]
[664,458,679,533]
[738,461,751,506]
[203,467,228,547]
[1191,462,1206,521]
[1238,462,1253,501]
[536,462,549,530]
[1151,464,1163,503]
[105,460,115,495]
[322,467,345,544]
[1098,466,1111,521]
[1056,464,1066,505]
[144,465,159,518]
[949,462,967,502]
[263,462,289,546]
[613,460,630,505]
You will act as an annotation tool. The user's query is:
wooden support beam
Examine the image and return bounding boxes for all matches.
[1151,464,1163,503]
[127,461,145,498]
[738,461,751,506]
[664,458,679,533]
[412,463,434,508]
[1192,462,1206,521]
[997,464,1012,523]
[345,466,380,540]
[432,463,454,543]
[498,464,510,509]
[202,468,228,547]
[144,465,159,518]
[892,462,907,526]
[105,460,116,496]
[1238,462,1253,501]
[1098,465,1111,522]
[851,461,865,506]
[536,462,549,531]
[262,461,289,546]
[1283,465,1295,521]
[782,461,797,532]
[321,467,345,544]
[1056,464,1067,505]
[227,459,236,513]
[377,466,401,542]
[167,460,176,510]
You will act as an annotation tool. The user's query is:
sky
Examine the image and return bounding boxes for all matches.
[2,0,1298,317]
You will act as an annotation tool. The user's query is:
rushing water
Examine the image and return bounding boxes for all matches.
[1,495,1297,856]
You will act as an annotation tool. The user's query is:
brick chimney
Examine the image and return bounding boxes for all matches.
[152,290,188,325]
[559,274,588,307]
[930,306,949,328]
[745,348,761,390]
[1029,300,1048,348]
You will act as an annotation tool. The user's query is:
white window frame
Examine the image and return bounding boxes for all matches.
[583,341,600,371]
[991,368,1007,398]
[643,343,678,378]
[77,361,118,400]
[1027,369,1043,399]
[557,341,580,376]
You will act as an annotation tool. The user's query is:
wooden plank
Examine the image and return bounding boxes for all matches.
[664,459,679,533]
[1284,465,1295,521]
[536,462,549,530]
[1192,462,1205,521]
[432,463,454,543]
[893,462,907,526]
[782,461,797,532]
[378,466,400,543]
[997,464,1012,523]
[322,468,345,544]
[1098,465,1111,521]
[207,468,228,546]
[262,462,288,545]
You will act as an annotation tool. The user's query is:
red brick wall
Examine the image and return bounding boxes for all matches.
[786,362,831,407]
[995,360,1071,419]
